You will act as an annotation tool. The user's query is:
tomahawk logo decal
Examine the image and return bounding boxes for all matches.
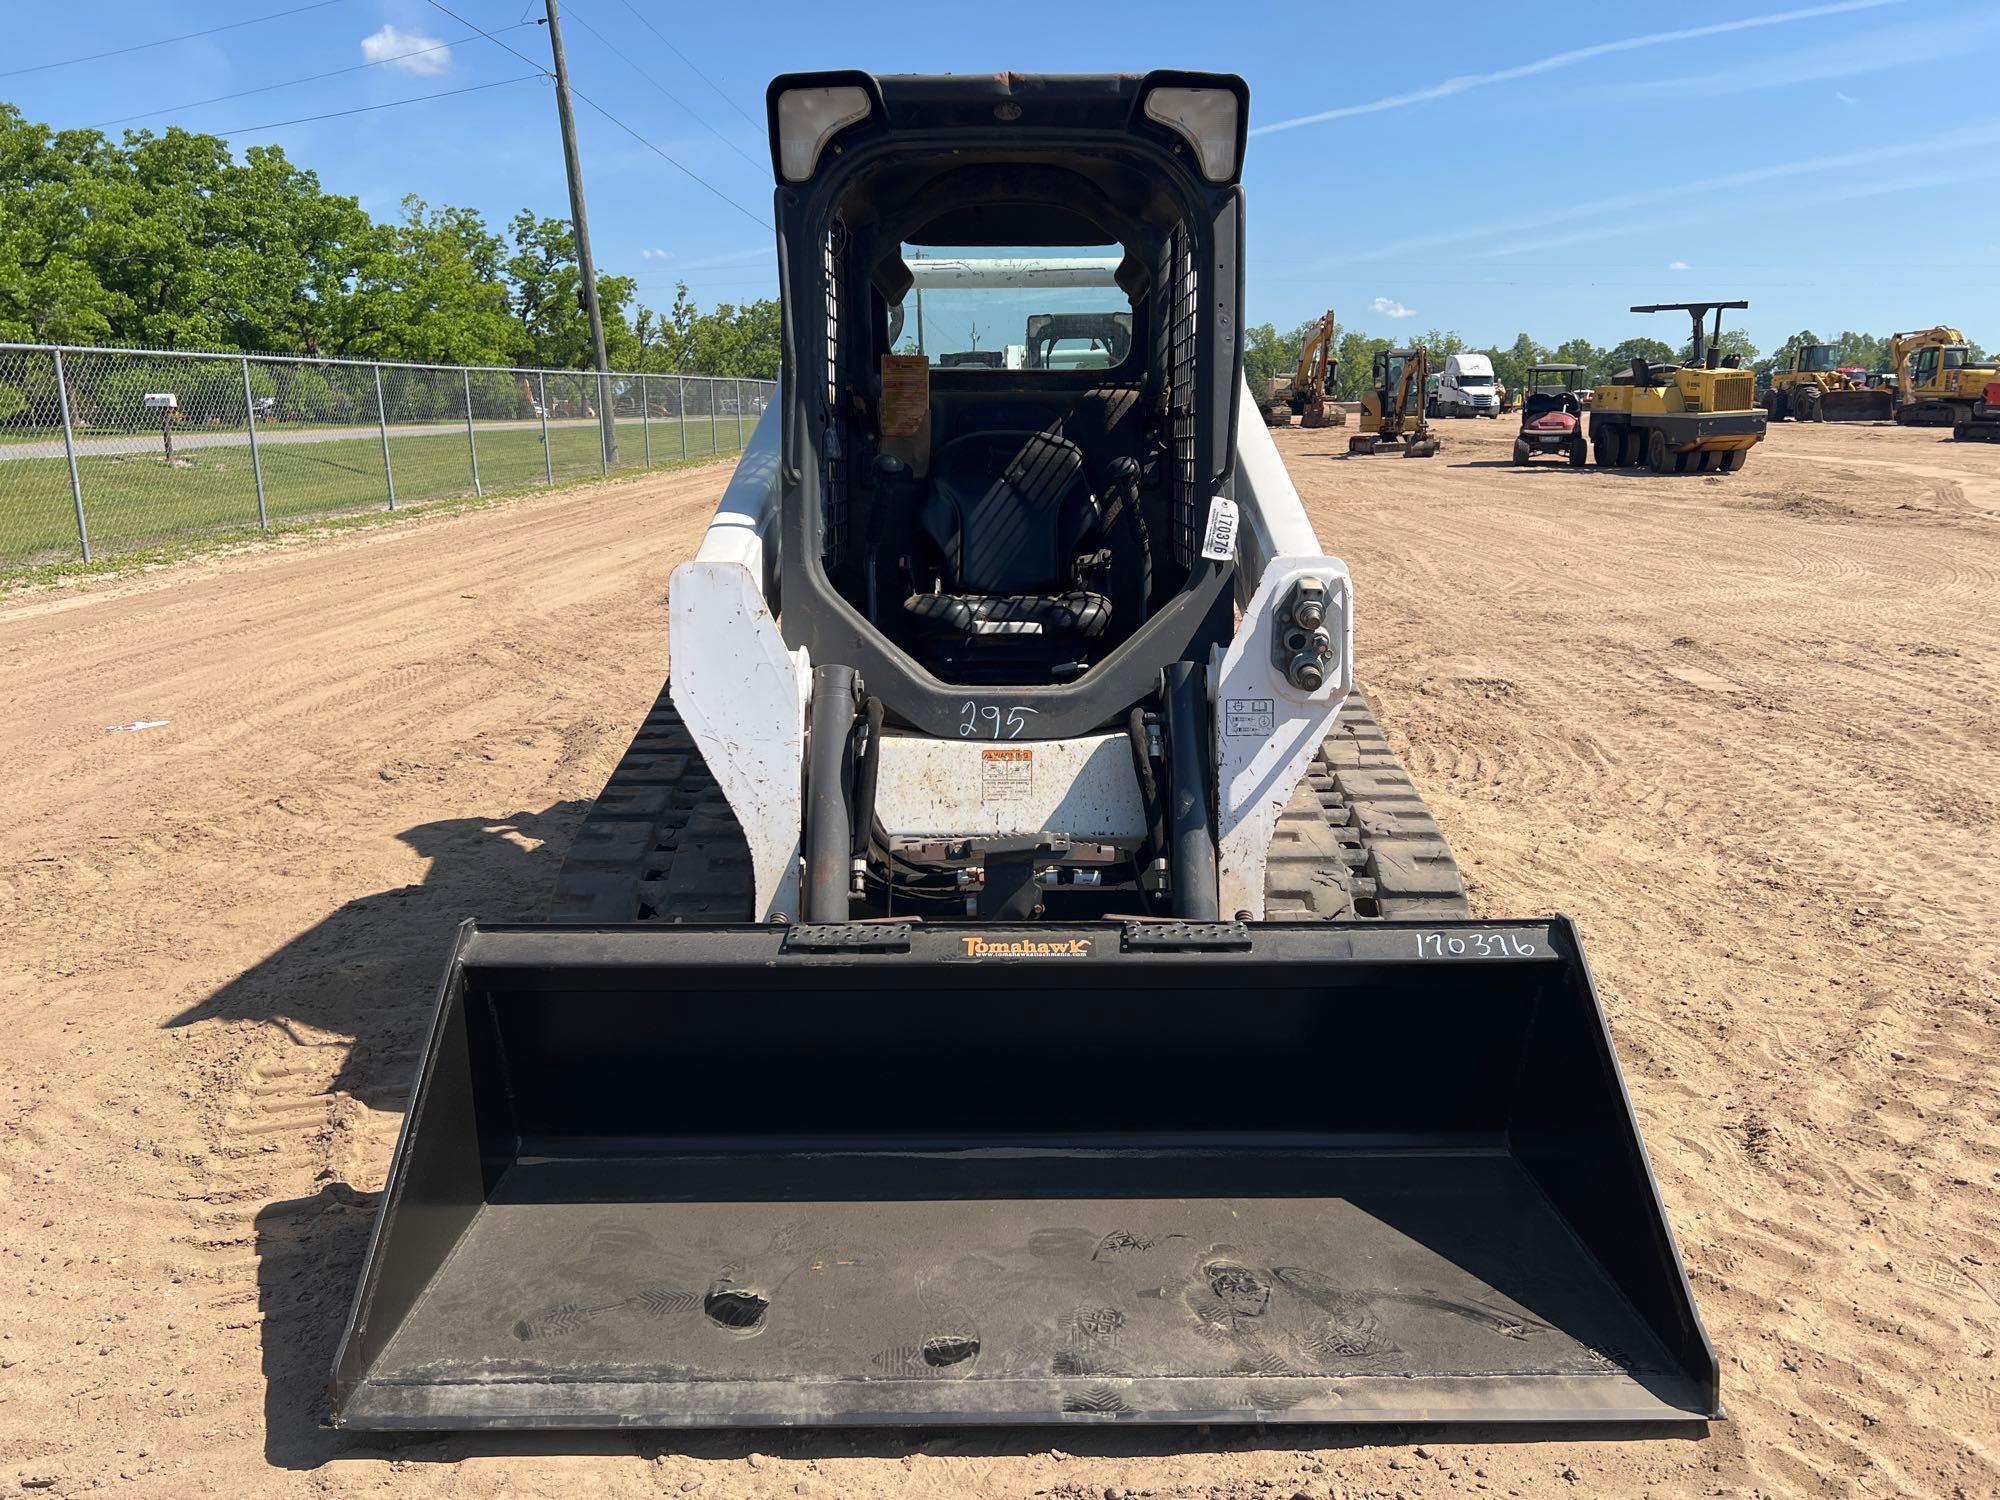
[958,936,1093,959]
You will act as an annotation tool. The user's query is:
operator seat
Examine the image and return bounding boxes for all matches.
[903,430,1111,640]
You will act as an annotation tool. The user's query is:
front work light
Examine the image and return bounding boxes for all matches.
[1143,86,1240,182]
[776,85,872,182]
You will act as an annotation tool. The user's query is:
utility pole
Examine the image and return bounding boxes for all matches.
[544,0,616,465]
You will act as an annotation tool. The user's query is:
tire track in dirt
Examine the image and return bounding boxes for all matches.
[5,425,1998,1500]
[1298,417,2000,1500]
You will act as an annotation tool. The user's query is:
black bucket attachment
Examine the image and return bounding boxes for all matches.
[331,919,1718,1429]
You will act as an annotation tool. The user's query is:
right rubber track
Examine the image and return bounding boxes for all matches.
[552,682,1468,924]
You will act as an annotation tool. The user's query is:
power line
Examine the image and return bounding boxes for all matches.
[218,75,541,135]
[610,0,757,128]
[423,0,769,229]
[421,0,555,74]
[2,0,351,80]
[568,89,771,228]
[90,23,541,131]
[563,4,759,168]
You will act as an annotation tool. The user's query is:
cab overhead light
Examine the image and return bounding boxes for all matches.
[776,85,871,181]
[1143,86,1239,182]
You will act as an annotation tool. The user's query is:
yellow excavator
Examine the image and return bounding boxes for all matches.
[1765,342,1893,423]
[1348,346,1439,457]
[1263,310,1344,428]
[1888,327,2000,433]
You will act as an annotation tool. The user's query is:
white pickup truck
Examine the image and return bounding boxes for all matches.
[1431,352,1502,418]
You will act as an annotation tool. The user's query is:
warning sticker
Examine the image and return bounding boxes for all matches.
[1224,698,1275,737]
[878,354,930,436]
[981,746,1033,800]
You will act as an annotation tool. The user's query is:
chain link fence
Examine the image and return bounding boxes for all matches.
[0,343,774,571]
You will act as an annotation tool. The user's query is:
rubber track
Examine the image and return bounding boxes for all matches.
[549,682,757,922]
[1262,688,1470,921]
[552,682,1466,924]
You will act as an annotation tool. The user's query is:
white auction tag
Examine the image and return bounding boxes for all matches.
[1201,496,1239,561]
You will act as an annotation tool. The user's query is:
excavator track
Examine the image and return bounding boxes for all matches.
[549,682,757,922]
[555,683,1466,925]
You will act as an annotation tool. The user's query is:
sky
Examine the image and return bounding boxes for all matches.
[7,0,2000,356]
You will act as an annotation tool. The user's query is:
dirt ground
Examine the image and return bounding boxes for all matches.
[2,414,1996,1499]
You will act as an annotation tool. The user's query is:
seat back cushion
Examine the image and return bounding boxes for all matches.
[918,431,1096,596]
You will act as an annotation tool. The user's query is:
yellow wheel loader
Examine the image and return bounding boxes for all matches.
[328,70,1718,1434]
[1888,326,2000,430]
[1590,302,1766,474]
[1765,342,1892,423]
[1348,346,1440,457]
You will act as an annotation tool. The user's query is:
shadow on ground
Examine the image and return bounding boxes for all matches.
[170,803,589,1110]
[161,804,586,1467]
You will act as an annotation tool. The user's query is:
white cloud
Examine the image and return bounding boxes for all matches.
[1250,0,1905,136]
[1371,297,1415,319]
[640,248,672,261]
[360,24,451,76]
[1836,90,1859,104]
[1668,259,1692,271]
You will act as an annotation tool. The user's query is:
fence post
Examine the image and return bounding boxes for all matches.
[537,371,553,484]
[640,372,652,467]
[678,375,688,459]
[241,356,268,529]
[373,363,396,509]
[734,378,745,449]
[709,376,719,454]
[463,367,482,497]
[52,347,91,563]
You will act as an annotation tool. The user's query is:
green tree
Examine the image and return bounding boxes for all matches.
[1599,337,1669,380]
[630,282,780,377]
[1244,315,1333,391]
[332,197,520,364]
[1486,332,1549,397]
[1552,337,1607,380]
[1243,322,1291,388]
[1333,330,1394,399]
[506,211,641,368]
[0,106,124,342]
[1413,328,1465,365]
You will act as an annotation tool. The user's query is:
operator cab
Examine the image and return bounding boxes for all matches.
[769,72,1249,718]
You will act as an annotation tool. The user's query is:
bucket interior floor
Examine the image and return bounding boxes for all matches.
[342,1146,1707,1426]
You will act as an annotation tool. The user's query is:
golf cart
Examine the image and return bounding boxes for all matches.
[1513,362,1590,466]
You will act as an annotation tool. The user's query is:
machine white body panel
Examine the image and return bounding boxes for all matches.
[1209,558,1352,920]
[668,564,806,921]
[873,732,1147,843]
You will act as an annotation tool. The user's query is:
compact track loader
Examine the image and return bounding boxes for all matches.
[1349,347,1440,457]
[1590,302,1765,474]
[331,71,1718,1432]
